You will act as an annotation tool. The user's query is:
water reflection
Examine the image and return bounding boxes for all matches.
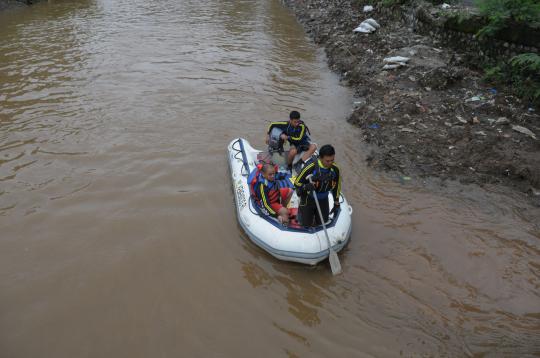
[240,239,337,328]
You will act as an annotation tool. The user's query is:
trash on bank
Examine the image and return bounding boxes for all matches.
[382,56,410,70]
[368,123,380,129]
[512,125,537,140]
[364,18,380,28]
[496,117,510,125]
[363,5,374,12]
[384,56,410,64]
[399,176,412,184]
[441,3,451,9]
[382,63,403,70]
[466,95,483,102]
[353,18,380,33]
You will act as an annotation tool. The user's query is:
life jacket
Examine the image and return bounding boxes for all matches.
[248,162,294,205]
[293,120,311,135]
[311,160,338,198]
[247,162,279,198]
[286,120,311,145]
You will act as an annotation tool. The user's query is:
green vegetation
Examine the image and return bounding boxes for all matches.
[474,0,540,37]
[484,53,540,106]
[380,0,451,7]
[380,0,408,6]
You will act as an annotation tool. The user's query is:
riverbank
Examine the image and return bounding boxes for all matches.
[0,0,44,11]
[282,0,540,205]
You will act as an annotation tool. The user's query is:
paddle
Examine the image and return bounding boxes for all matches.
[309,177,342,275]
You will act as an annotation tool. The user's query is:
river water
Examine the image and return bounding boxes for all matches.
[1,0,539,357]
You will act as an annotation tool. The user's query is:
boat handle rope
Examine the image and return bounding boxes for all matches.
[231,139,249,176]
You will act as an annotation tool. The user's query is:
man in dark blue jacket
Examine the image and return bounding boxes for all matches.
[294,144,341,227]
[266,111,317,170]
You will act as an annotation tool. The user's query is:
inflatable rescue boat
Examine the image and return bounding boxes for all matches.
[227,138,352,265]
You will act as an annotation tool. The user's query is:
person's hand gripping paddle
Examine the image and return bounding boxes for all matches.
[308,176,342,275]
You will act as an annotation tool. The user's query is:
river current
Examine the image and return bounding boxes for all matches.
[1,1,539,357]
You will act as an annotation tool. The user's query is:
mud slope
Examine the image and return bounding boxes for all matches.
[282,0,540,205]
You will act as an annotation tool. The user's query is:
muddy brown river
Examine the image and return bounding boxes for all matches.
[1,1,539,357]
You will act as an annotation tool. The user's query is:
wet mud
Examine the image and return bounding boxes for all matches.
[282,0,540,206]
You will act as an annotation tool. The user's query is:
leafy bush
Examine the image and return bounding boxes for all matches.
[380,0,450,6]
[509,53,540,104]
[484,53,540,106]
[474,0,540,37]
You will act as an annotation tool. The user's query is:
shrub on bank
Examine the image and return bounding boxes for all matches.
[484,53,540,106]
[474,0,540,38]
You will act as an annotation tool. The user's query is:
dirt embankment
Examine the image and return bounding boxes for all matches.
[282,0,540,205]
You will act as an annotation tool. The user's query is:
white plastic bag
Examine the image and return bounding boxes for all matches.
[353,23,376,33]
[364,18,380,29]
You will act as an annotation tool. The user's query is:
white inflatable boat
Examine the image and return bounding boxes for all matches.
[227,138,353,265]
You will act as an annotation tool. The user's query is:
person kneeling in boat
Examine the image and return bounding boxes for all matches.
[294,144,341,227]
[254,163,294,225]
[266,110,317,172]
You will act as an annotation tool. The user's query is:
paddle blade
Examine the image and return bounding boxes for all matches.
[328,250,342,275]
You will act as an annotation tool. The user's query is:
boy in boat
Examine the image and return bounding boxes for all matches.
[254,163,294,225]
[266,110,317,172]
[294,144,341,227]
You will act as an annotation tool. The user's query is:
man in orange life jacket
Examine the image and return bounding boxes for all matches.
[266,111,317,170]
[294,144,341,227]
[254,163,294,225]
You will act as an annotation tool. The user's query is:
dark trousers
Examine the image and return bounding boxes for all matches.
[298,196,329,227]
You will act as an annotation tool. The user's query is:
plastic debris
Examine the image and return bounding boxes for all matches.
[466,96,482,102]
[353,22,376,33]
[382,63,403,70]
[363,5,373,12]
[368,123,380,129]
[382,56,409,70]
[399,176,412,184]
[512,125,537,140]
[441,3,451,9]
[364,18,380,29]
[353,18,380,33]
[383,56,410,63]
[488,88,497,95]
[496,117,510,125]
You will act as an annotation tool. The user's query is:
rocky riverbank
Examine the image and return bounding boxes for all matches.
[282,0,540,205]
